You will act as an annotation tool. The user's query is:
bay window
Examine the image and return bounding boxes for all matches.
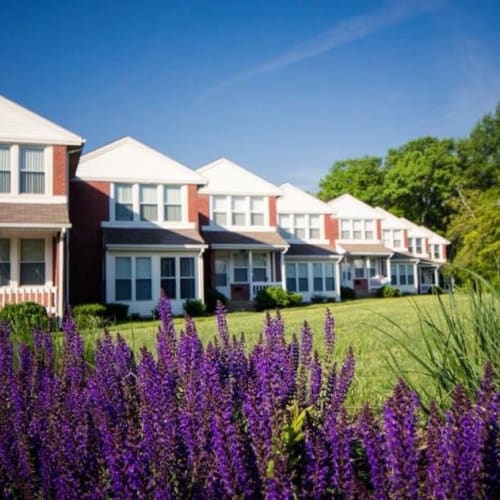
[20,147,45,194]
[0,145,10,193]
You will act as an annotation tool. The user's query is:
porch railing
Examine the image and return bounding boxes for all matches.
[369,276,391,289]
[251,282,283,299]
[0,287,58,316]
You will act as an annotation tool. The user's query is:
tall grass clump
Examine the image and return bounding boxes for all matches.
[382,274,499,408]
[0,297,498,497]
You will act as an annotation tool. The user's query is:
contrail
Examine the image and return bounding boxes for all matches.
[198,0,448,101]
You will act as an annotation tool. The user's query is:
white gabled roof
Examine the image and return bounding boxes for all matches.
[77,137,206,184]
[0,94,84,146]
[197,158,282,196]
[327,193,380,218]
[399,217,449,244]
[277,183,335,214]
[375,206,413,230]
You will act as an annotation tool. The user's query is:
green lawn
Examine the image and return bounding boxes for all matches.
[96,294,463,409]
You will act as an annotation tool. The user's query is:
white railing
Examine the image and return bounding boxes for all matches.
[0,287,58,315]
[251,282,283,299]
[369,276,391,289]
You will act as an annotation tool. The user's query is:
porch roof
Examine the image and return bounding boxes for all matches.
[286,243,340,258]
[0,203,70,228]
[391,251,438,267]
[337,243,392,256]
[103,228,206,248]
[201,230,288,249]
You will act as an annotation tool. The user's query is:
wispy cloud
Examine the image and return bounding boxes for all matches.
[198,0,447,101]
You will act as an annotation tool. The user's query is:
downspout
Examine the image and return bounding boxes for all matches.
[335,254,344,302]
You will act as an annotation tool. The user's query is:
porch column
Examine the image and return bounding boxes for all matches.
[198,248,205,302]
[386,257,391,285]
[248,250,253,299]
[281,250,287,291]
[366,257,371,291]
[57,229,65,320]
[434,267,439,287]
[335,259,341,301]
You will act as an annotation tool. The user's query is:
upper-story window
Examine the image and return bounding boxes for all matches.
[409,237,424,255]
[112,183,184,223]
[0,146,10,193]
[383,229,403,249]
[432,244,440,260]
[20,147,45,194]
[278,214,323,241]
[210,195,267,227]
[340,219,376,240]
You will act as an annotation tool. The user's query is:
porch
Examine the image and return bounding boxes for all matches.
[341,255,391,296]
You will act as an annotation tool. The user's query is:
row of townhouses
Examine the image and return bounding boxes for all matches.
[0,95,450,318]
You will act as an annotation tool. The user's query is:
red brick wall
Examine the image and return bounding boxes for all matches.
[325,216,339,246]
[442,245,447,260]
[69,180,110,305]
[403,230,409,249]
[187,185,199,227]
[269,196,277,226]
[198,194,210,226]
[375,219,382,240]
[53,145,68,196]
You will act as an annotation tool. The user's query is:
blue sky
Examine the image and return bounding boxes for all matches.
[2,0,499,191]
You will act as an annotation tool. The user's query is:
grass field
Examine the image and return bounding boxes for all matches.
[93,293,466,409]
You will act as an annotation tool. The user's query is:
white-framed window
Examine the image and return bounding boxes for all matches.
[383,229,391,247]
[115,257,132,300]
[215,259,227,287]
[278,214,323,241]
[286,262,309,292]
[160,257,177,299]
[391,263,415,286]
[164,186,182,221]
[115,184,134,221]
[180,257,196,299]
[393,230,402,248]
[20,147,45,194]
[313,262,335,292]
[340,219,376,240]
[140,185,158,221]
[353,258,365,279]
[0,145,10,193]
[409,238,424,255]
[135,257,152,300]
[383,229,403,249]
[233,253,248,282]
[20,239,45,285]
[433,244,440,260]
[0,239,10,286]
[211,195,268,227]
[252,253,267,282]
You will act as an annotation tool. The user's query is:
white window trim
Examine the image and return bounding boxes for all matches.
[391,263,416,287]
[382,229,404,249]
[208,195,269,230]
[339,218,378,241]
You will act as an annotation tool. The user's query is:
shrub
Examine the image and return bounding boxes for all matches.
[0,302,49,342]
[73,303,107,330]
[340,286,356,300]
[105,303,129,322]
[376,285,401,298]
[287,292,303,307]
[428,285,443,295]
[183,299,206,317]
[204,288,228,313]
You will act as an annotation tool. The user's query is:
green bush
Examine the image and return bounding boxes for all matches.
[0,302,50,343]
[287,292,303,307]
[254,287,303,310]
[73,303,107,330]
[428,285,443,295]
[340,286,356,300]
[205,288,228,313]
[183,299,206,317]
[376,285,401,298]
[105,303,129,322]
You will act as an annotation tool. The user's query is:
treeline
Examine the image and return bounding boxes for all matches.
[317,103,500,286]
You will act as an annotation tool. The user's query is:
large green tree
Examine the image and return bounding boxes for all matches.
[317,156,386,205]
[382,137,458,232]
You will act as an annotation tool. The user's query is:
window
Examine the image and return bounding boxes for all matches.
[286,263,309,292]
[353,258,365,279]
[252,253,267,282]
[393,230,402,248]
[341,220,350,239]
[392,263,415,286]
[20,239,45,285]
[298,263,308,292]
[140,185,158,221]
[294,215,306,239]
[0,239,10,286]
[325,264,334,291]
[250,197,265,226]
[365,220,374,240]
[115,184,134,221]
[180,257,195,299]
[135,258,152,300]
[286,263,297,292]
[433,245,440,260]
[383,229,391,247]
[353,220,362,240]
[164,186,182,221]
[415,238,423,254]
[0,145,10,193]
[215,259,227,287]
[213,196,227,225]
[309,215,321,239]
[161,258,176,299]
[232,196,246,225]
[279,214,292,238]
[115,257,132,300]
[233,253,248,282]
[313,263,323,291]
[20,147,44,194]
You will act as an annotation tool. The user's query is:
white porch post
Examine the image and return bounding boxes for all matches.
[57,228,65,320]
[281,249,287,291]
[198,248,205,302]
[386,257,391,285]
[248,250,253,299]
[434,267,439,287]
[335,258,342,301]
[366,257,371,291]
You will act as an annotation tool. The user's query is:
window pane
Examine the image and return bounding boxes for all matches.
[251,213,264,226]
[365,231,374,239]
[233,253,248,267]
[341,231,350,239]
[295,228,306,239]
[141,205,158,221]
[213,196,226,211]
[161,278,176,299]
[232,196,246,211]
[115,184,134,220]
[250,196,265,212]
[295,215,306,228]
[313,277,323,291]
[116,184,132,202]
[0,239,9,261]
[279,214,290,228]
[161,258,175,277]
[253,268,266,281]
[116,257,131,279]
[215,273,227,286]
[365,220,374,230]
[253,253,266,267]
[136,258,151,279]
[325,276,334,291]
[234,268,248,282]
[232,213,246,225]
[309,228,321,239]
[214,212,227,225]
[0,263,9,286]
[116,280,132,301]
[298,278,308,292]
[325,264,334,278]
[165,205,182,221]
[164,186,181,204]
[20,172,44,194]
[21,264,45,285]
[20,147,44,192]
[116,203,134,221]
[310,215,320,227]
[354,268,364,278]
[140,185,157,203]
[0,146,10,193]
[286,263,296,278]
[180,257,194,277]
[21,239,44,261]
[180,279,195,299]
[136,279,152,300]
[286,277,296,292]
[312,263,322,278]
[341,220,350,230]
